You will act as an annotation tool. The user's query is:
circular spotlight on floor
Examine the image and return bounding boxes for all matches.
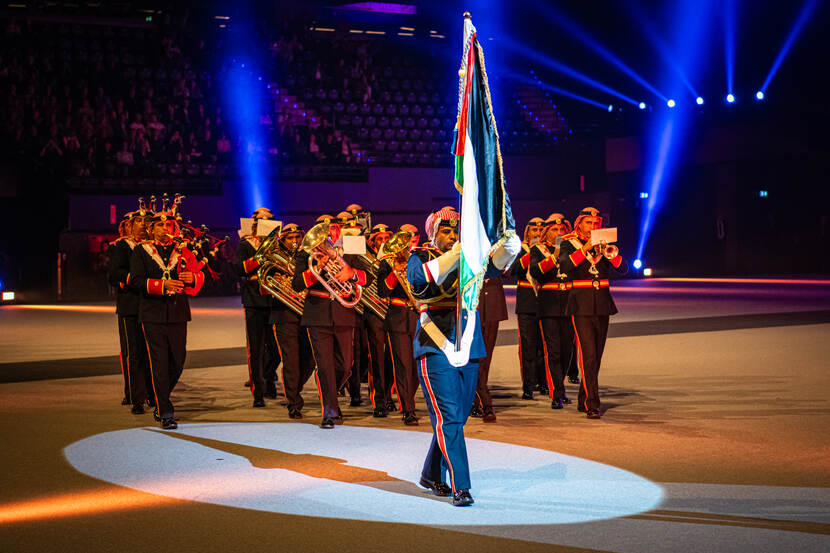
[696,96,704,105]
[756,91,765,100]
[638,102,646,110]
[633,259,643,270]
[667,99,676,108]
[607,104,613,112]
[726,93,735,103]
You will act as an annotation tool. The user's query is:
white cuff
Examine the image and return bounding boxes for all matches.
[424,248,460,285]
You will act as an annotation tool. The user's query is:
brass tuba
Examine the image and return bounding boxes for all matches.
[255,227,306,315]
[301,222,362,308]
[378,230,418,308]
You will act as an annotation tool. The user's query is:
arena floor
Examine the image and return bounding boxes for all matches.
[1,278,829,553]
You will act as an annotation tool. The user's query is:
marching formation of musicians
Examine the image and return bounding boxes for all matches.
[108,197,627,433]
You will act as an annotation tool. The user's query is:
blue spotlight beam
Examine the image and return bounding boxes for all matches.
[225,60,271,215]
[761,0,820,93]
[724,0,736,94]
[531,0,668,102]
[509,74,610,110]
[622,0,699,98]
[501,37,640,106]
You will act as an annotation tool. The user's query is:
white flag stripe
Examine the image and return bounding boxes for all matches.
[460,131,491,278]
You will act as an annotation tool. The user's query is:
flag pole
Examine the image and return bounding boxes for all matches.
[455,11,471,353]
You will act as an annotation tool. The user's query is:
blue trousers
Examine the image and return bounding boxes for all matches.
[417,354,479,492]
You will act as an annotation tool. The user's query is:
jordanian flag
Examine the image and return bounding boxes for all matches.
[454,13,516,316]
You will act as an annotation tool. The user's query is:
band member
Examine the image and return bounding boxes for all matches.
[377,230,420,426]
[471,276,507,422]
[234,208,280,408]
[130,203,205,429]
[530,213,574,410]
[292,215,372,429]
[108,209,144,410]
[408,207,520,506]
[510,217,544,400]
[558,207,628,418]
[337,210,368,405]
[364,223,396,417]
[270,223,315,419]
[400,224,421,250]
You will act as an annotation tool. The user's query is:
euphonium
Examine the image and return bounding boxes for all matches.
[301,222,362,308]
[255,227,306,315]
[378,230,418,309]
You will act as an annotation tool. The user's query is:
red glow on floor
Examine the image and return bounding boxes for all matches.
[0,488,174,524]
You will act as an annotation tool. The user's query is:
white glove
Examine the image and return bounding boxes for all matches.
[491,234,521,270]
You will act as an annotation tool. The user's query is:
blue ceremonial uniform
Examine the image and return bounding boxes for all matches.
[407,245,501,493]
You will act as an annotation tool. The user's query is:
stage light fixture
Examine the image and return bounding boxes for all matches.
[1,291,15,302]
[696,96,704,105]
[726,93,735,103]
[755,91,765,100]
[639,102,647,110]
[633,259,643,270]
[607,104,614,112]
[667,99,676,108]
[643,268,653,277]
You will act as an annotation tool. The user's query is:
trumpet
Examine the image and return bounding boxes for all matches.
[301,222,362,308]
[594,240,619,260]
[378,230,418,309]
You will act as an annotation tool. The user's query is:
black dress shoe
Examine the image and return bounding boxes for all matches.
[320,418,334,429]
[521,391,534,400]
[538,386,549,396]
[452,489,475,506]
[253,398,266,408]
[372,407,387,418]
[161,417,178,430]
[350,397,362,407]
[418,476,452,497]
[568,375,580,384]
[587,409,602,419]
[470,406,484,417]
[288,409,303,419]
[121,396,131,406]
[244,380,251,387]
[562,396,573,405]
[403,412,419,426]
[131,404,145,415]
[385,400,397,413]
[482,408,497,423]
[153,408,161,422]
[551,399,564,410]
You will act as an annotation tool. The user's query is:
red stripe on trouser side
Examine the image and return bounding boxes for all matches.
[386,333,401,411]
[122,317,132,403]
[538,320,555,399]
[244,312,255,399]
[306,328,325,419]
[517,324,523,382]
[141,323,160,414]
[367,347,376,408]
[273,325,287,398]
[420,357,456,493]
[571,316,590,412]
